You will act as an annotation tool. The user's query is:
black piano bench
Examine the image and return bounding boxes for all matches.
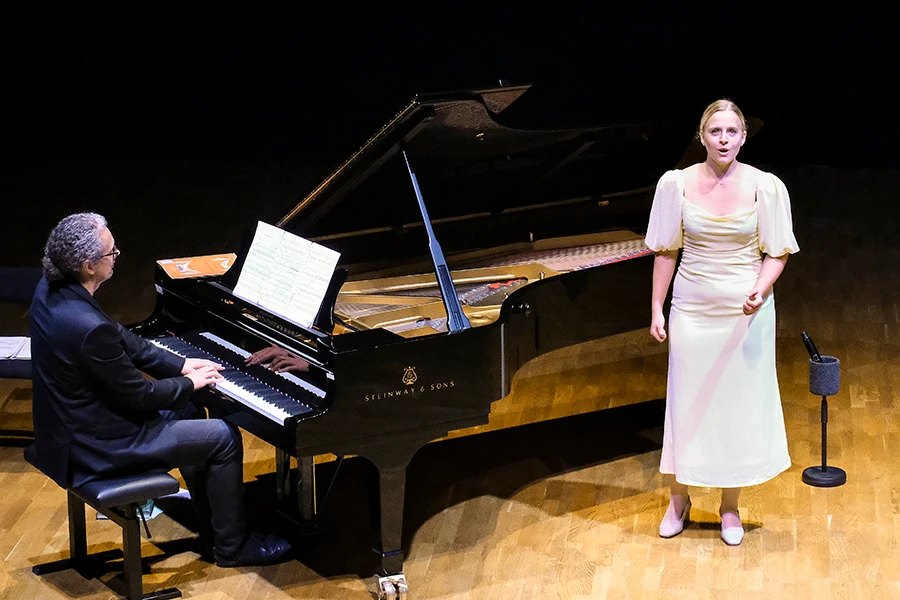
[24,447,183,600]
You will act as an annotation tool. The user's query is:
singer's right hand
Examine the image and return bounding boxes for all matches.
[743,288,765,315]
[650,311,667,343]
[185,365,224,391]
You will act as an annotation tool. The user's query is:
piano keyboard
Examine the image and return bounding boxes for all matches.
[150,334,319,425]
[198,332,326,399]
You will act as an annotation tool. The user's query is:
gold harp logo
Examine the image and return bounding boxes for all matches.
[402,366,417,386]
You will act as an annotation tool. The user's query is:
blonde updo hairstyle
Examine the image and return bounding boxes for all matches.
[697,99,748,139]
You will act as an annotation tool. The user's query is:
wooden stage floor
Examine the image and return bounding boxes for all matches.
[1,165,899,599]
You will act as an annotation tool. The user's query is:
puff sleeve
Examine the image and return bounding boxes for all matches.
[757,172,800,257]
[644,170,684,252]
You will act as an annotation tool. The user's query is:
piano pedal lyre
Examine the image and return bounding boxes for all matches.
[376,574,408,600]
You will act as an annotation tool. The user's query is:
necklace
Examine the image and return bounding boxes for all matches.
[703,162,738,186]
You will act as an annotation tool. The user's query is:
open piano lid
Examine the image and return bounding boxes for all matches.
[276,84,696,269]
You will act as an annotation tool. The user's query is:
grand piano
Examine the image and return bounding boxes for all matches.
[134,84,694,597]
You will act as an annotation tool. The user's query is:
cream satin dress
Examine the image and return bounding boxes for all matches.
[645,168,799,487]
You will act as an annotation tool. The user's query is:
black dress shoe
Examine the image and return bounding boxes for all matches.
[215,532,291,567]
[193,536,216,563]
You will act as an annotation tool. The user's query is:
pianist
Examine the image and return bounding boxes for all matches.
[29,212,291,567]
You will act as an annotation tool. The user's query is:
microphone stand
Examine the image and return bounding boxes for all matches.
[800,332,846,487]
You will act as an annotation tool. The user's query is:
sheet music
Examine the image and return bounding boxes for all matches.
[232,221,341,328]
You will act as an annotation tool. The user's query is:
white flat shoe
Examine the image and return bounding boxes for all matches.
[659,498,691,538]
[720,511,744,546]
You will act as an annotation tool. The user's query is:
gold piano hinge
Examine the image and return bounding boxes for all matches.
[244,310,317,348]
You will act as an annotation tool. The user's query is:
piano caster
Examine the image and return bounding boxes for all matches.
[376,574,408,600]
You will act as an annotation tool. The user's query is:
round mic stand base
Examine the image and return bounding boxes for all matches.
[802,465,846,487]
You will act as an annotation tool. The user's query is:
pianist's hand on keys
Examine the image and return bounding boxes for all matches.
[245,345,310,373]
[181,358,225,390]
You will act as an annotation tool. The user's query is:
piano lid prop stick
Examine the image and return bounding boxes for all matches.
[402,149,470,332]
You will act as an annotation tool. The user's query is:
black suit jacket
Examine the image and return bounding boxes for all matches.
[30,277,193,487]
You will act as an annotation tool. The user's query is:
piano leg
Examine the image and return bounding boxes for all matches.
[275,449,317,527]
[366,437,442,597]
[374,461,406,575]
[297,456,316,522]
[275,448,290,505]
[371,456,409,600]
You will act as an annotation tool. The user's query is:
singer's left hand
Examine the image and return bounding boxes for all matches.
[743,288,765,315]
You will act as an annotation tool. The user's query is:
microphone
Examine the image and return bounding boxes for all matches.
[801,331,822,362]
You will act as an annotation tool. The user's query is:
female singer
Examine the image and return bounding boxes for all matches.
[645,99,799,545]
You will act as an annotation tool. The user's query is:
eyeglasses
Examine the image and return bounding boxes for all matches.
[99,246,121,260]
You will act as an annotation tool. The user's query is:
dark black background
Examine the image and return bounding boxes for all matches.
[4,5,896,166]
[1,4,897,321]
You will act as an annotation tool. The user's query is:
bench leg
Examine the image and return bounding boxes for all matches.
[68,492,88,570]
[33,494,124,578]
[121,506,143,600]
[33,500,181,600]
[120,505,182,600]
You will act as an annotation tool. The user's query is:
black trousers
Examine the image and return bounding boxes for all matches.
[71,402,248,560]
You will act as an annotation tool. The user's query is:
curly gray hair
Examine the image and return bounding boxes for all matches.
[42,212,108,282]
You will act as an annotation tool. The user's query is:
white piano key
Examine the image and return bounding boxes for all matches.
[199,331,250,358]
[279,371,326,398]
[214,379,292,424]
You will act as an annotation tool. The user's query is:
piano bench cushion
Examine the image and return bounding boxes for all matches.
[72,473,180,510]
[24,445,180,509]
[0,359,31,379]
